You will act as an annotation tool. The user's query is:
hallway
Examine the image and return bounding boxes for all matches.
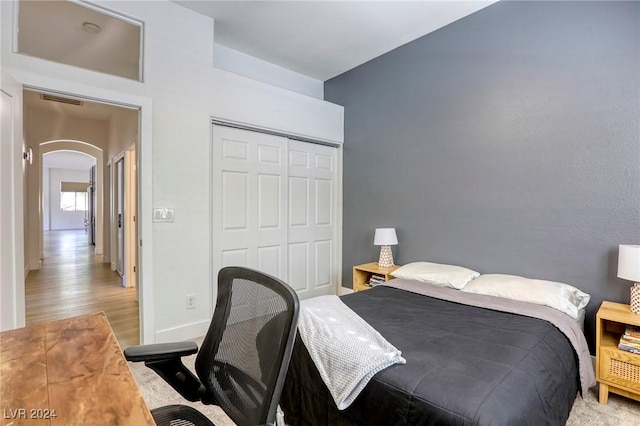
[25,229,139,347]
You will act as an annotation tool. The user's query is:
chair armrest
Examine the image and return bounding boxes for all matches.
[124,341,198,362]
[124,341,204,402]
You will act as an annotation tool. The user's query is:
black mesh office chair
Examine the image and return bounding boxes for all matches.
[124,267,300,426]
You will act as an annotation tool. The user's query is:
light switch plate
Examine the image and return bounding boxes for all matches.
[153,208,174,222]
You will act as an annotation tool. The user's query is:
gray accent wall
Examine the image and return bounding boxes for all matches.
[325,1,639,350]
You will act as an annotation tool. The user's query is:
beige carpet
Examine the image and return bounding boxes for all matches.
[129,351,235,426]
[567,388,640,426]
[129,351,640,426]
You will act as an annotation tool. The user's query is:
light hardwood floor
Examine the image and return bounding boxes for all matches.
[25,229,140,348]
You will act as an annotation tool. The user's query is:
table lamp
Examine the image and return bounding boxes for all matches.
[618,244,640,314]
[374,228,398,268]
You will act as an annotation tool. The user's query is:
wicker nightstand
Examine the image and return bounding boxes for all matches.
[352,262,401,292]
[596,301,640,404]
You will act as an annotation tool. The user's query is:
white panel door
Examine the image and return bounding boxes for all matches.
[1,71,25,331]
[212,126,288,281]
[115,157,125,278]
[287,140,338,299]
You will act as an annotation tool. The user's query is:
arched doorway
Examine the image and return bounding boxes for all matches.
[41,150,96,246]
[38,140,104,261]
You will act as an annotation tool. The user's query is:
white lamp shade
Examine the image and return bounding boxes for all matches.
[374,228,398,246]
[618,245,640,282]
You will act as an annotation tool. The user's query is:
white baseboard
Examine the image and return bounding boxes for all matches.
[24,264,30,279]
[30,260,41,270]
[111,262,117,271]
[338,286,354,296]
[154,319,210,344]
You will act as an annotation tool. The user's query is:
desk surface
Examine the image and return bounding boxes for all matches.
[0,312,155,425]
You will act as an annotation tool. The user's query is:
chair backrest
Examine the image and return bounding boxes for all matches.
[195,267,300,426]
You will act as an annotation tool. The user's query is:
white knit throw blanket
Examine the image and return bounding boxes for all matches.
[297,295,406,410]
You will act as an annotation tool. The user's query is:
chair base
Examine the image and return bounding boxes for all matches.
[151,404,216,426]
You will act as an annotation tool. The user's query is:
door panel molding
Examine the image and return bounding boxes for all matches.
[287,139,338,299]
[211,124,339,303]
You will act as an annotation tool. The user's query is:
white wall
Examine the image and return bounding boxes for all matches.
[213,44,324,99]
[107,107,139,267]
[107,108,138,161]
[47,168,90,230]
[1,0,343,342]
[43,168,50,231]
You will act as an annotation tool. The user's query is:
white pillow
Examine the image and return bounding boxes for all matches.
[462,274,590,319]
[390,261,480,289]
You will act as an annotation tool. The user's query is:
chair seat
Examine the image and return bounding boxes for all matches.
[151,404,216,426]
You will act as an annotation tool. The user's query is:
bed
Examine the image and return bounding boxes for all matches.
[280,278,595,426]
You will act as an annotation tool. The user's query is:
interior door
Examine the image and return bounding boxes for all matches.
[212,126,288,280]
[124,145,137,291]
[115,157,124,278]
[0,71,25,331]
[287,140,338,299]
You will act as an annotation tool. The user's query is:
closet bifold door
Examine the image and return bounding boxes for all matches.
[211,125,338,300]
[211,125,288,281]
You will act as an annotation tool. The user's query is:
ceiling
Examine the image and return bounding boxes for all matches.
[24,90,131,171]
[23,90,124,121]
[43,151,96,171]
[175,0,497,81]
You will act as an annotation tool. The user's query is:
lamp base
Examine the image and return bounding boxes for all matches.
[378,245,394,268]
[631,283,640,315]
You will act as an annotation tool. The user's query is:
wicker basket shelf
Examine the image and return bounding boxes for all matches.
[596,302,640,405]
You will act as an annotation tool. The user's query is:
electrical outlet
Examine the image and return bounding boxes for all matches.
[186,294,196,310]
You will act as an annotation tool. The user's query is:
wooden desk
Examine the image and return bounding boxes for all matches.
[0,312,154,425]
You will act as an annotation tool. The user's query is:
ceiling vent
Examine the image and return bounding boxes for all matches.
[40,94,84,106]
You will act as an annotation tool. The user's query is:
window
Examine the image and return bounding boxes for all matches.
[60,182,89,212]
[17,0,144,81]
[60,192,87,212]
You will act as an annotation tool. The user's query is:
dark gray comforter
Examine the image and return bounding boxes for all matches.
[281,285,583,425]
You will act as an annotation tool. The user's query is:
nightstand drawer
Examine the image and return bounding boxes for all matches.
[600,346,640,393]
